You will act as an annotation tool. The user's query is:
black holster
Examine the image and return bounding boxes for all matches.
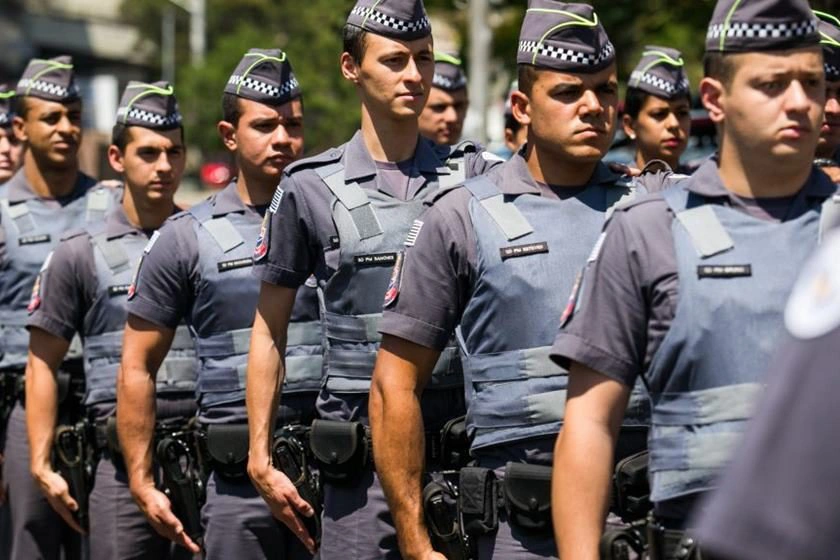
[501,462,552,534]
[423,471,472,560]
[272,424,322,543]
[458,466,499,537]
[308,420,370,485]
[599,520,647,560]
[156,422,205,546]
[647,520,703,560]
[54,420,95,530]
[202,423,250,480]
[438,415,471,470]
[613,450,651,522]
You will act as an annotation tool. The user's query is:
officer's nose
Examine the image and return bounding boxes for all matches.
[404,57,423,85]
[579,89,603,116]
[272,124,291,146]
[784,80,812,114]
[157,152,173,174]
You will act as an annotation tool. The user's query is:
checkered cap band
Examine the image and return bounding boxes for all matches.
[17,78,78,100]
[707,19,817,42]
[351,6,430,34]
[433,73,466,90]
[119,107,182,127]
[228,74,300,100]
[518,40,614,67]
[827,63,840,80]
[630,71,689,96]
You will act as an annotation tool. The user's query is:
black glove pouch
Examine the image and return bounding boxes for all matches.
[308,419,369,485]
[502,462,552,533]
[204,423,249,479]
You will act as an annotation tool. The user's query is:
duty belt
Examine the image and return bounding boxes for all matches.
[647,519,703,560]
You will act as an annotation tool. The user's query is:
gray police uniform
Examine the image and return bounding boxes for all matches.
[27,202,197,560]
[127,181,319,560]
[695,228,840,560]
[258,127,499,558]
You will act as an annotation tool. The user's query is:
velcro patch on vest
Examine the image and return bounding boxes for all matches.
[697,264,752,278]
[218,257,255,272]
[19,234,51,246]
[500,242,549,261]
[354,253,398,267]
[108,284,131,297]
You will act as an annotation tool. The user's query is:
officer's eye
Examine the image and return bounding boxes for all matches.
[597,83,618,96]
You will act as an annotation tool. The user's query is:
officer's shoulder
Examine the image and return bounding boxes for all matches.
[283,145,346,178]
[60,226,90,243]
[785,228,840,340]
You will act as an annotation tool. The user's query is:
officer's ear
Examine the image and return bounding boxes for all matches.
[217,120,237,152]
[340,52,362,85]
[12,115,27,144]
[510,90,531,126]
[700,77,726,125]
[107,144,126,174]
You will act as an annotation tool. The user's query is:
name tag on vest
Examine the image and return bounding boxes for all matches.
[108,285,131,297]
[500,242,549,261]
[697,264,752,278]
[218,257,254,272]
[354,253,397,267]
[19,234,51,246]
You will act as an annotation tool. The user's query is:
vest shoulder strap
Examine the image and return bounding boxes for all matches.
[315,162,383,241]
[85,185,114,223]
[201,217,245,253]
[463,176,533,241]
[819,193,840,243]
[662,184,734,258]
[1,198,35,234]
[91,232,131,274]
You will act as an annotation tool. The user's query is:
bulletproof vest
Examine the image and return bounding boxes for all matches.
[80,222,196,406]
[188,191,322,412]
[457,166,648,452]
[646,183,828,505]
[315,147,470,394]
[0,180,112,370]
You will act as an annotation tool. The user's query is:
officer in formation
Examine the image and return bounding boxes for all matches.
[245,0,500,557]
[117,50,317,559]
[813,11,840,181]
[1,56,115,560]
[418,52,469,146]
[24,81,197,560]
[551,1,835,559]
[621,46,692,172]
[0,85,24,184]
[370,3,651,558]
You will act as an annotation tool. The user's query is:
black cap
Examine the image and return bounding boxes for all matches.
[517,1,614,74]
[432,52,467,91]
[816,11,840,81]
[628,46,690,100]
[706,0,820,53]
[16,56,80,102]
[115,81,182,130]
[224,49,302,106]
[347,0,431,41]
[0,85,15,128]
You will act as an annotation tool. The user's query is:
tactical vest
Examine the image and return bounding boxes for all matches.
[315,145,471,395]
[457,168,648,451]
[646,183,832,504]
[188,192,323,412]
[0,181,112,370]
[80,221,196,406]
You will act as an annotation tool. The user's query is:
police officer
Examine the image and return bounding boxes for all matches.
[550,0,834,557]
[25,81,196,560]
[1,55,114,560]
[0,85,24,184]
[245,1,500,557]
[622,47,692,172]
[118,50,316,560]
[371,3,649,558]
[813,11,840,182]
[694,228,840,560]
[418,52,468,145]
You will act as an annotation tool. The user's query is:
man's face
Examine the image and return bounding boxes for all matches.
[714,49,824,163]
[14,98,82,169]
[351,33,435,121]
[418,87,468,145]
[523,65,618,164]
[109,127,185,204]
[230,98,304,182]
[817,79,840,157]
[0,126,23,183]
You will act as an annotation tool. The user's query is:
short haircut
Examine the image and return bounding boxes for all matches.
[343,24,369,65]
[703,52,738,87]
[623,87,691,120]
[221,92,242,127]
[517,64,539,97]
[12,96,31,120]
[110,123,184,151]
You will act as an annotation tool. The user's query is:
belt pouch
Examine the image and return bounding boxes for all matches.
[502,462,552,533]
[439,415,470,469]
[613,450,651,522]
[458,466,498,536]
[204,424,249,479]
[308,419,368,485]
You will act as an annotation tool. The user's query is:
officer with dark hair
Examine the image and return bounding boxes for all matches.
[418,52,469,145]
[813,11,840,182]
[245,0,500,557]
[0,85,23,184]
[371,2,650,558]
[622,46,692,172]
[25,81,195,560]
[551,0,835,557]
[117,50,316,560]
[503,80,528,157]
[1,55,114,560]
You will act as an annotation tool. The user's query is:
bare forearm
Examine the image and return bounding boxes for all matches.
[117,364,157,490]
[25,360,60,473]
[246,324,284,465]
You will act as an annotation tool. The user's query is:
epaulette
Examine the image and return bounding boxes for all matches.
[284,145,345,176]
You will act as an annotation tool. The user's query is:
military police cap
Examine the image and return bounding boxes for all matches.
[432,52,467,92]
[705,0,820,53]
[816,11,840,81]
[16,56,80,102]
[224,49,301,106]
[0,85,15,128]
[346,0,431,41]
[115,81,182,130]
[517,1,615,74]
[628,46,690,100]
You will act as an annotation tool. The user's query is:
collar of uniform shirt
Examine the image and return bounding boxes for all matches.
[211,180,249,218]
[5,168,89,203]
[688,158,837,200]
[105,202,140,239]
[500,147,619,196]
[342,129,447,182]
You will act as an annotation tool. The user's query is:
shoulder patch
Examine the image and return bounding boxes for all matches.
[481,151,505,163]
[383,251,405,308]
[127,231,160,300]
[27,251,53,313]
[254,211,270,262]
[785,232,840,339]
[269,187,284,214]
[284,146,344,176]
